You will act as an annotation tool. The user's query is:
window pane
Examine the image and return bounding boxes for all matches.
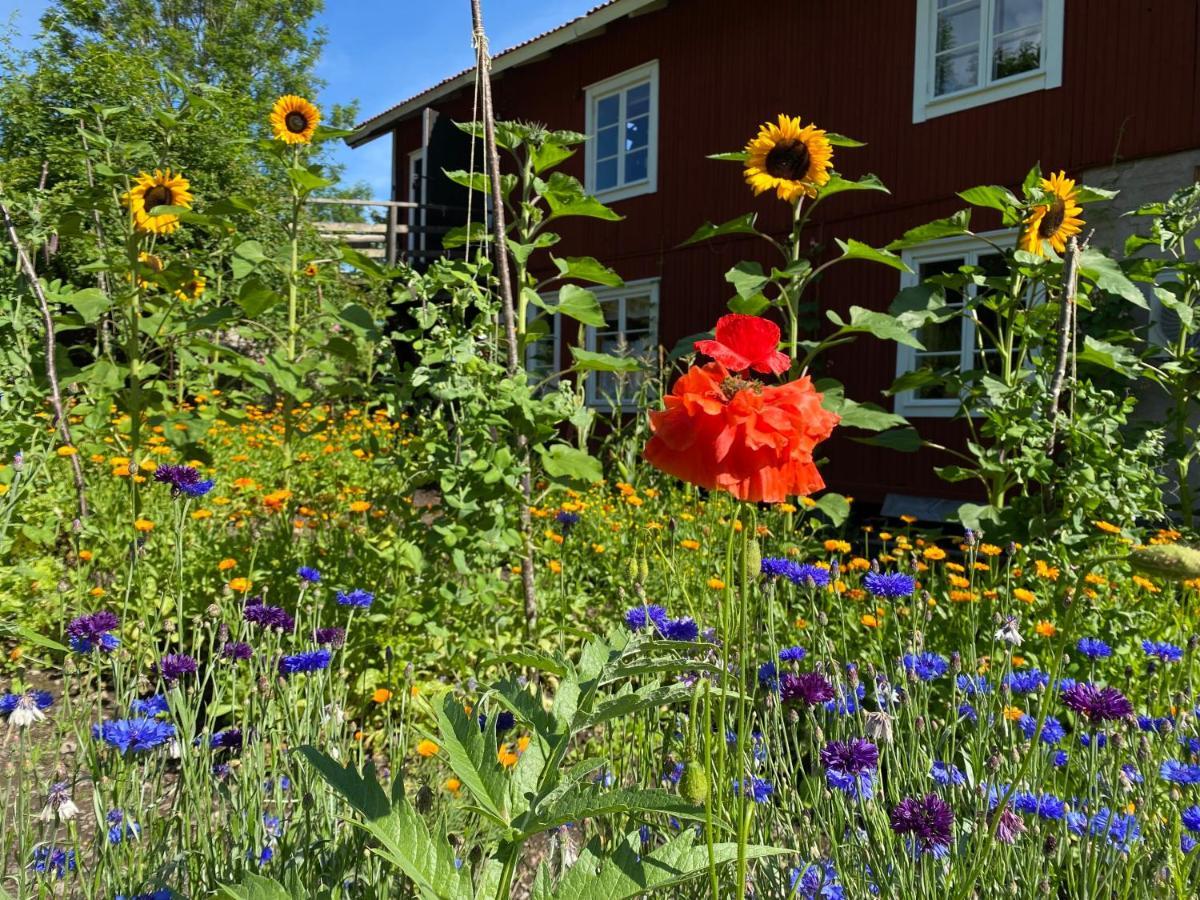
[992,28,1041,79]
[994,0,1042,33]
[918,319,964,354]
[626,115,649,151]
[936,2,980,52]
[625,149,648,184]
[625,294,653,332]
[595,157,618,191]
[935,47,980,94]
[626,82,650,118]
[596,125,619,160]
[596,94,619,128]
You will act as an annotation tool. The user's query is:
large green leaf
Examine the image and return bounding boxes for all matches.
[552,255,623,287]
[814,492,851,526]
[544,284,606,327]
[540,173,622,222]
[886,211,972,250]
[681,213,760,247]
[522,787,705,838]
[835,239,911,273]
[819,173,888,198]
[576,682,696,730]
[827,306,924,349]
[725,261,769,299]
[1076,335,1141,377]
[63,287,111,324]
[852,427,923,453]
[569,346,641,373]
[538,443,603,483]
[1078,248,1147,308]
[433,696,510,826]
[958,184,1019,214]
[218,873,296,900]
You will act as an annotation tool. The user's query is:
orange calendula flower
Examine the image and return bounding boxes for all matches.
[1003,706,1025,722]
[444,777,462,794]
[923,546,946,561]
[349,500,371,513]
[228,577,252,593]
[1093,520,1121,534]
[497,745,519,768]
[56,446,78,457]
[707,577,726,590]
[547,560,562,575]
[218,558,237,572]
[416,739,439,757]
[372,688,392,704]
[78,550,93,562]
[1035,620,1057,637]
[133,518,154,532]
[860,614,879,628]
[1013,588,1036,604]
[680,539,701,551]
[824,539,851,554]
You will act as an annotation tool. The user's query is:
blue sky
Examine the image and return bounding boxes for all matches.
[0,0,597,196]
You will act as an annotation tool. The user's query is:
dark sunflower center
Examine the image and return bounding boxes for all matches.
[143,185,173,211]
[1039,200,1066,238]
[765,139,811,181]
[285,111,310,134]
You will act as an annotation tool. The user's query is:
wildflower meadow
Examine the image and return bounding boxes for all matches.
[4,3,1200,899]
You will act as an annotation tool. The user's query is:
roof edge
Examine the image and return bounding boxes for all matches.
[347,0,664,148]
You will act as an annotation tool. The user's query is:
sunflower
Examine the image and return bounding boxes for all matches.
[124,169,192,236]
[271,95,320,145]
[174,270,206,302]
[132,252,165,289]
[743,115,834,203]
[1019,171,1083,257]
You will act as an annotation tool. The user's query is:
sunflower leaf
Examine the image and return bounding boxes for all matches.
[681,213,760,246]
[958,185,1020,214]
[819,173,889,198]
[852,428,924,453]
[551,256,623,287]
[886,211,973,250]
[825,132,866,147]
[835,239,911,273]
[1075,185,1119,204]
[707,151,748,162]
[1078,248,1148,308]
[569,347,640,373]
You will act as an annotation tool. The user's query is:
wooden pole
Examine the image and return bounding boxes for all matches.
[1,200,88,521]
[470,0,539,635]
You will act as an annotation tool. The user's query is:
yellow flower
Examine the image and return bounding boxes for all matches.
[1034,560,1059,581]
[175,270,206,302]
[743,114,833,202]
[78,550,93,562]
[416,739,439,758]
[777,503,796,513]
[348,500,371,513]
[591,543,605,554]
[544,530,564,545]
[133,518,154,532]
[218,558,237,571]
[1011,655,1026,667]
[0,484,8,495]
[1093,520,1121,534]
[270,95,321,144]
[979,543,1002,557]
[303,262,319,277]
[1013,588,1036,604]
[372,688,392,704]
[899,515,918,524]
[123,169,193,235]
[228,577,252,593]
[847,557,870,572]
[1019,170,1084,257]
[90,587,105,597]
[497,745,519,768]
[1003,706,1025,722]
[707,577,726,590]
[1132,575,1160,593]
[923,546,946,561]
[191,509,213,520]
[444,777,462,794]
[547,560,562,575]
[517,735,531,753]
[860,614,878,628]
[1035,620,1057,637]
[823,539,851,554]
[680,539,701,551]
[56,446,78,457]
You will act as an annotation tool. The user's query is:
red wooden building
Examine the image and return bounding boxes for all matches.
[348,0,1200,514]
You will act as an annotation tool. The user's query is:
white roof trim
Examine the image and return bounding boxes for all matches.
[347,0,665,147]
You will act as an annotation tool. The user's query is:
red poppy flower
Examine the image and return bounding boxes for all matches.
[643,362,839,503]
[694,314,790,376]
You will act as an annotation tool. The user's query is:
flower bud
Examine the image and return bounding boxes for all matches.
[679,760,709,805]
[1129,544,1200,581]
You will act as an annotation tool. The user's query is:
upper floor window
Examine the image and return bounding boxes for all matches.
[585,279,660,410]
[893,233,1012,417]
[912,0,1064,122]
[584,61,659,203]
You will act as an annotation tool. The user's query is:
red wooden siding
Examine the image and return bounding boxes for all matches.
[384,0,1200,503]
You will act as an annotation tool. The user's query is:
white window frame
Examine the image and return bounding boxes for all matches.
[893,230,1014,418]
[912,0,1064,123]
[524,306,562,388]
[406,149,426,254]
[583,60,659,203]
[584,278,660,411]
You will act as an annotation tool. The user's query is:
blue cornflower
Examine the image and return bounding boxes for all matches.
[956,674,991,695]
[129,695,169,717]
[1013,791,1066,820]
[297,566,321,584]
[931,760,966,786]
[93,717,175,754]
[826,768,873,800]
[1004,669,1050,694]
[277,650,331,676]
[1089,808,1141,850]
[1079,731,1107,749]
[1161,759,1200,784]
[1076,637,1112,659]
[902,653,948,681]
[1142,640,1184,662]
[757,661,779,690]
[1018,714,1065,745]
[665,763,684,785]
[116,891,171,900]
[1183,736,1200,755]
[1051,750,1069,767]
[732,777,773,804]
[1121,764,1144,785]
[336,588,374,609]
[478,711,515,734]
[863,571,915,599]
[779,645,807,662]
[1183,806,1200,834]
[958,703,978,723]
[790,861,844,899]
[1184,835,1197,854]
[555,510,580,532]
[107,809,141,845]
[152,464,214,498]
[624,605,668,632]
[30,846,75,879]
[211,728,243,751]
[760,558,831,588]
[1137,715,1173,733]
[661,617,699,641]
[824,682,867,716]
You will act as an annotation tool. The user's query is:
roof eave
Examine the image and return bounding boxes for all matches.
[345,0,665,148]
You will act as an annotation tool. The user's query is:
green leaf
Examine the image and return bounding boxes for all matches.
[508,233,558,267]
[886,211,973,250]
[1075,184,1119,203]
[237,278,283,318]
[443,169,493,195]
[63,287,111,324]
[286,166,333,192]
[569,347,641,372]
[296,747,391,820]
[218,873,295,900]
[1078,248,1147,308]
[830,397,908,432]
[826,132,866,147]
[852,427,923,453]
[4,625,69,653]
[522,787,705,838]
[958,184,1019,214]
[725,261,769,299]
[552,255,623,287]
[727,293,771,315]
[442,221,492,250]
[681,213,760,247]
[433,696,510,826]
[955,501,1002,531]
[540,173,622,222]
[339,245,387,279]
[1076,335,1141,377]
[706,151,748,162]
[833,306,924,348]
[835,239,911,273]
[818,172,889,198]
[538,444,603,483]
[576,682,695,731]
[813,493,851,526]
[482,651,568,679]
[536,285,604,326]
[531,141,576,174]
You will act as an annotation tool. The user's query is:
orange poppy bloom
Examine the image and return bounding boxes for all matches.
[643,361,838,503]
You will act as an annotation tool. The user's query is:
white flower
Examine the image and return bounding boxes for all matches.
[37,783,79,822]
[995,618,1023,647]
[9,695,47,729]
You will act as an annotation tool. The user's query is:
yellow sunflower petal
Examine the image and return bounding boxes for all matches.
[743,114,833,203]
[123,168,193,236]
[271,95,320,145]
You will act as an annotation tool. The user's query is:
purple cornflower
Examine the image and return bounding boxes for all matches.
[1142,640,1184,662]
[312,627,346,648]
[993,806,1026,845]
[780,672,835,706]
[890,793,954,857]
[336,588,374,609]
[624,605,668,632]
[297,566,321,584]
[277,650,331,676]
[222,641,253,661]
[863,571,915,599]
[1076,638,1112,659]
[820,739,879,775]
[779,645,806,662]
[210,728,243,751]
[1061,683,1133,723]
[243,599,294,632]
[92,717,175,754]
[902,653,948,681]
[661,617,699,641]
[157,654,197,684]
[66,611,120,653]
[152,464,214,498]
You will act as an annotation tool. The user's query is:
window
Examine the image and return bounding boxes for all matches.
[525,307,561,388]
[912,0,1064,122]
[584,61,658,203]
[893,232,1012,417]
[584,280,660,410]
[406,150,426,255]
